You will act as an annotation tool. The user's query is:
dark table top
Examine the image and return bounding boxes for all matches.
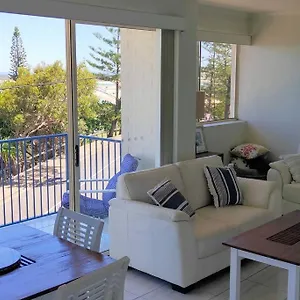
[223,210,300,265]
[0,224,115,300]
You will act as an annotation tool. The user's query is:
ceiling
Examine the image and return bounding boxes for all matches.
[197,0,300,13]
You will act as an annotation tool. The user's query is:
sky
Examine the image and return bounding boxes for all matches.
[0,12,110,73]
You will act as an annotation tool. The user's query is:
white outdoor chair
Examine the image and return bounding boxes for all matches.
[53,207,104,252]
[55,256,130,300]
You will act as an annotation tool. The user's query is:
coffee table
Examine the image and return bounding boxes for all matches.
[224,210,300,300]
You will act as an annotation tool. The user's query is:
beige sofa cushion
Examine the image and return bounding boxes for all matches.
[283,183,300,205]
[176,156,223,211]
[193,211,240,258]
[194,205,273,259]
[116,164,186,204]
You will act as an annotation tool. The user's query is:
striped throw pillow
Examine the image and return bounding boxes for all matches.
[204,166,243,208]
[147,179,195,217]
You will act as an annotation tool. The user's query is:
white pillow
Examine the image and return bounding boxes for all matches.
[284,154,300,183]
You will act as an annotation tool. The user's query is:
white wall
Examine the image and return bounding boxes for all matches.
[173,0,198,162]
[51,0,184,16]
[238,13,300,158]
[197,4,251,45]
[198,5,250,36]
[202,121,247,163]
[0,0,185,30]
[121,29,160,170]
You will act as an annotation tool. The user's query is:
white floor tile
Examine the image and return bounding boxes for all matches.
[248,266,283,284]
[124,290,139,300]
[125,269,166,297]
[241,260,268,280]
[210,280,286,300]
[142,284,214,300]
[198,270,230,296]
[248,266,288,293]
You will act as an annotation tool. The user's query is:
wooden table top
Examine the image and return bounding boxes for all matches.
[0,224,115,300]
[223,210,300,265]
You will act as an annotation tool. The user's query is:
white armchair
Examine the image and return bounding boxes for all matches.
[268,160,299,214]
[109,156,282,293]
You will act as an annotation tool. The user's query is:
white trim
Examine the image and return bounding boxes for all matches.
[229,248,300,300]
[230,44,237,119]
[65,20,80,212]
[238,249,296,270]
[198,119,244,127]
[0,0,185,30]
[230,249,241,300]
[288,265,300,300]
[197,30,251,46]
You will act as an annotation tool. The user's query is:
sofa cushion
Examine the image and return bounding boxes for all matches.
[194,205,273,259]
[193,211,240,258]
[147,179,195,217]
[284,154,300,183]
[176,156,223,211]
[283,183,300,205]
[204,166,243,208]
[117,164,186,205]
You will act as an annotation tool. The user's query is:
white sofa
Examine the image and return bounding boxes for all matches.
[109,156,281,292]
[268,160,299,214]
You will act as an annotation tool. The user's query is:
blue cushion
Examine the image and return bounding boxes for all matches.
[62,192,109,219]
[62,153,139,218]
[102,154,138,206]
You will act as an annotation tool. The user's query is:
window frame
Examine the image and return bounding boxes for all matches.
[197,41,238,124]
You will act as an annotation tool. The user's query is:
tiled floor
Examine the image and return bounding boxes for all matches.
[123,260,289,300]
[24,216,289,300]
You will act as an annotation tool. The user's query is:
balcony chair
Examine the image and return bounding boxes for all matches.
[62,153,139,219]
[56,256,130,300]
[53,207,104,252]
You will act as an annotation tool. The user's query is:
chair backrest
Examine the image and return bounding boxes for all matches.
[53,207,104,252]
[56,256,130,300]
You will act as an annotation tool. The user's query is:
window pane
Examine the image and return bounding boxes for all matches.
[0,12,67,225]
[198,41,235,122]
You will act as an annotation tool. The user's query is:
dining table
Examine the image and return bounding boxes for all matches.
[0,224,115,300]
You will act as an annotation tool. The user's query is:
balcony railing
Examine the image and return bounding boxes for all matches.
[0,133,121,227]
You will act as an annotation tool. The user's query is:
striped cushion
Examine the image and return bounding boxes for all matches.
[204,166,243,208]
[147,179,195,217]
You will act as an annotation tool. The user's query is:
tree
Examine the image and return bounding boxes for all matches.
[9,27,27,81]
[87,27,121,137]
[0,62,99,138]
[201,42,232,120]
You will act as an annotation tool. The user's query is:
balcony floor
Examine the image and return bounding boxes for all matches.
[24,214,110,253]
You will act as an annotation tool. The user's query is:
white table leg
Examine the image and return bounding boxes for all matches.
[230,248,241,300]
[287,265,300,300]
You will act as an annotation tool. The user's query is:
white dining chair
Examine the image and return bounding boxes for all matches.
[55,256,130,300]
[53,207,104,252]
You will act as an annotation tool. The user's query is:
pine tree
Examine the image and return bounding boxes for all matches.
[9,27,27,81]
[87,27,121,137]
[201,42,232,120]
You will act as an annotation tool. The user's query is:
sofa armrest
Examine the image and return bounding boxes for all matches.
[109,199,190,222]
[269,160,292,185]
[109,198,199,287]
[237,177,282,217]
[267,169,283,190]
